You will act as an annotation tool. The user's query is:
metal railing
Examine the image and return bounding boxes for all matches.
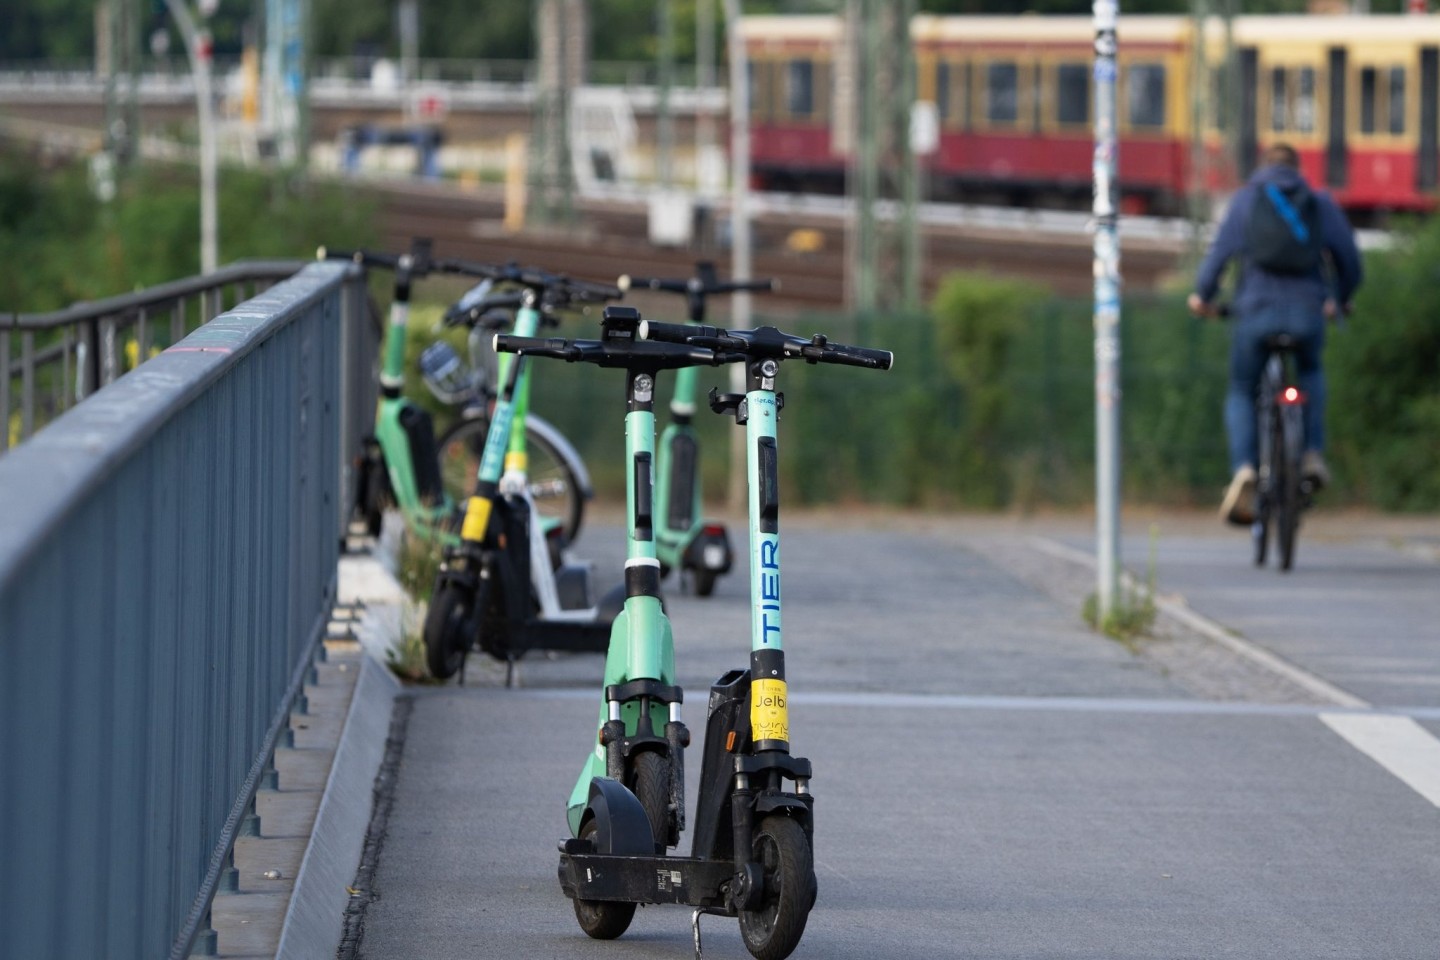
[2,260,308,452]
[0,260,375,959]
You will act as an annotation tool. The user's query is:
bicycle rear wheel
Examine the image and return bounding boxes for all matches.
[1277,406,1304,571]
[1252,407,1271,567]
[436,415,585,544]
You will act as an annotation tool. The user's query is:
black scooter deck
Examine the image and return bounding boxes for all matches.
[558,840,736,912]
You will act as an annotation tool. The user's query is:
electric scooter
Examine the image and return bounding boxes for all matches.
[423,266,628,684]
[320,240,589,545]
[499,311,892,960]
[618,262,777,596]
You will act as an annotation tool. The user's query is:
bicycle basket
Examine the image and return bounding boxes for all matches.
[419,341,478,405]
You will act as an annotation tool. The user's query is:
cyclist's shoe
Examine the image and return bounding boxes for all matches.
[1220,465,1257,526]
[1301,450,1331,490]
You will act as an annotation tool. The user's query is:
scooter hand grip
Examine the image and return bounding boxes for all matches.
[639,320,726,344]
[620,276,689,294]
[492,334,579,361]
[435,256,504,280]
[319,247,401,269]
[716,279,778,294]
[818,344,893,370]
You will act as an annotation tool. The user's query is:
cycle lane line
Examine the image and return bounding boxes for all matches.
[1028,535,1440,813]
[1319,713,1440,810]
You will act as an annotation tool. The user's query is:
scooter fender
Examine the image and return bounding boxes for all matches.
[580,777,655,856]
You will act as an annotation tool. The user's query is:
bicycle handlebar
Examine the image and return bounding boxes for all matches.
[638,320,893,371]
[493,333,734,371]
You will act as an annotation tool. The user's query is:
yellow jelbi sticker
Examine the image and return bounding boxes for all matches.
[750,678,789,744]
[461,496,493,542]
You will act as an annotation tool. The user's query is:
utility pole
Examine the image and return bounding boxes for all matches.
[721,0,752,512]
[844,0,918,314]
[695,0,718,199]
[529,0,585,227]
[165,0,219,273]
[1092,0,1122,621]
[263,0,308,167]
[1187,0,1209,264]
[657,0,675,190]
[101,0,141,170]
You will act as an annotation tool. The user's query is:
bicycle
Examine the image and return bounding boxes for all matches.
[320,240,589,546]
[500,310,892,960]
[1198,302,1318,572]
[1253,331,1315,571]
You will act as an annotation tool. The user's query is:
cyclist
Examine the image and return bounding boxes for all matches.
[1187,143,1362,525]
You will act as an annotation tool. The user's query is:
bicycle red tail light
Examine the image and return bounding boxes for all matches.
[1280,386,1304,405]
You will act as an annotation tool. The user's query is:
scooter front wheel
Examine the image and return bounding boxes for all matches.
[571,817,638,939]
[423,582,476,680]
[738,815,815,960]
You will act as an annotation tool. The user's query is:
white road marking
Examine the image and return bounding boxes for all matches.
[1320,713,1440,809]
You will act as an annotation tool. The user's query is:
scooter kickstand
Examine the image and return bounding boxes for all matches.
[691,908,703,959]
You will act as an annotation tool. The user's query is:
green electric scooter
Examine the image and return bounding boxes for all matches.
[499,311,892,960]
[423,266,628,683]
[618,262,777,596]
[321,240,589,545]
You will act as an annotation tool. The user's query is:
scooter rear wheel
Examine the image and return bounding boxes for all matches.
[693,568,719,597]
[738,815,814,960]
[571,817,638,939]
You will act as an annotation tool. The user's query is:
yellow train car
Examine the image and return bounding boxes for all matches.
[742,13,1440,216]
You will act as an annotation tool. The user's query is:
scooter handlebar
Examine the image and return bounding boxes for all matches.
[495,333,731,370]
[639,320,892,371]
[493,334,583,362]
[317,246,403,270]
[619,275,779,296]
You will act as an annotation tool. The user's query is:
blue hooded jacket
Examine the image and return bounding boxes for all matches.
[1194,163,1363,315]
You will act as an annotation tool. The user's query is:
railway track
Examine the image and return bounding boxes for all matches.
[367,180,1185,309]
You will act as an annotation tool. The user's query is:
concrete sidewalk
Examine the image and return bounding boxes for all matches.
[263,510,1440,960]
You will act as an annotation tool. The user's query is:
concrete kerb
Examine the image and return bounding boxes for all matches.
[274,549,409,960]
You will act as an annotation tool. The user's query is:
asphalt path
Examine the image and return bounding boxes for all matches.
[352,516,1440,960]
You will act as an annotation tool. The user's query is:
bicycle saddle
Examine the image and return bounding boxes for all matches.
[1262,333,1298,352]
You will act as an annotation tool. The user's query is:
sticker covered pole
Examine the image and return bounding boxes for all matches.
[1092,0,1122,620]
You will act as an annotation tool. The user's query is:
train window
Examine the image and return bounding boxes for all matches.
[1360,67,1377,134]
[1127,63,1166,128]
[1056,63,1089,126]
[1270,68,1288,132]
[1388,66,1406,135]
[936,62,951,125]
[986,62,1019,124]
[1295,67,1316,134]
[786,60,814,117]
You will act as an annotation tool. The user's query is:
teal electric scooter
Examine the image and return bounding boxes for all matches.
[423,266,627,683]
[499,311,892,960]
[618,262,777,596]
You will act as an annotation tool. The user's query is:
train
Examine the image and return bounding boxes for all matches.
[739,13,1440,218]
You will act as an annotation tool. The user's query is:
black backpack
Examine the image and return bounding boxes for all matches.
[1245,181,1323,275]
